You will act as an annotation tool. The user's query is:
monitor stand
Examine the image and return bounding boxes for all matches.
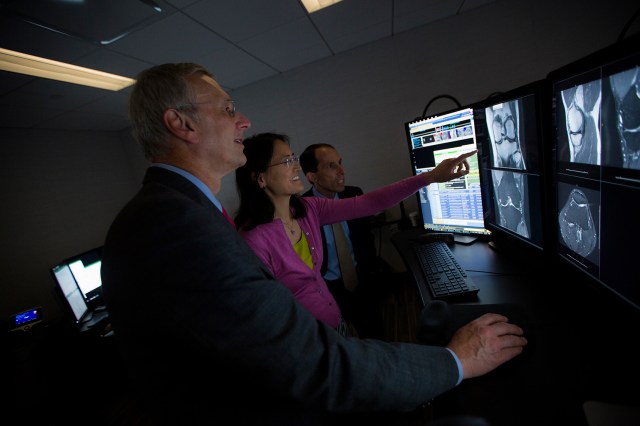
[79,309,109,332]
[453,234,478,245]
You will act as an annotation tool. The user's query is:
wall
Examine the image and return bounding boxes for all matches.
[0,129,141,322]
[220,0,639,269]
[1,0,637,322]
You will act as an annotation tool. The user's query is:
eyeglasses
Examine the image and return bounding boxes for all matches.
[174,100,236,117]
[267,155,300,168]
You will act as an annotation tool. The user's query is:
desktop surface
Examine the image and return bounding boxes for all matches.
[391,229,640,426]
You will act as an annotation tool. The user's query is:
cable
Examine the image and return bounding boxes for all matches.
[485,91,503,100]
[421,94,462,118]
[616,6,640,43]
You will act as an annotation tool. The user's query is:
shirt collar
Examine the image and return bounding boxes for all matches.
[311,185,339,199]
[151,163,222,212]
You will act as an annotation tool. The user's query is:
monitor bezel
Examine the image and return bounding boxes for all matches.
[547,32,640,312]
[404,105,491,240]
[51,246,105,317]
[473,79,553,257]
[51,262,90,324]
[63,246,103,307]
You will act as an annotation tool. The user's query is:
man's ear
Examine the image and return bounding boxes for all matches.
[163,108,197,142]
[305,171,316,185]
[255,172,267,189]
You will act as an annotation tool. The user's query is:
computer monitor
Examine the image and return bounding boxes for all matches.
[548,32,640,311]
[473,80,550,256]
[404,106,491,244]
[51,246,105,316]
[51,262,89,323]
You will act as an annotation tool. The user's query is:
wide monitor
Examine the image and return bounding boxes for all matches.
[473,80,550,256]
[51,262,89,323]
[548,32,640,311]
[51,246,105,320]
[404,106,491,244]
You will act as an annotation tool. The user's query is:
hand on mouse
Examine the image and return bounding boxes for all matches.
[446,313,527,380]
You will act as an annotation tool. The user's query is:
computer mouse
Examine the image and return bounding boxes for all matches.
[417,300,452,346]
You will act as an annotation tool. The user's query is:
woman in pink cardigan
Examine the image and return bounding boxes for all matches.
[235,132,475,336]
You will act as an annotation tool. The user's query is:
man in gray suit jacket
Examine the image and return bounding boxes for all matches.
[101,63,527,425]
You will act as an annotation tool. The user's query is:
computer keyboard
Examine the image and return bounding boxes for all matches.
[412,241,479,300]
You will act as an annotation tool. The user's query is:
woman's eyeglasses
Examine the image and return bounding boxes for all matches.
[267,155,300,168]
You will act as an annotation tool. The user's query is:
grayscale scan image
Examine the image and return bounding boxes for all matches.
[561,81,602,165]
[609,66,640,169]
[486,100,526,169]
[558,187,598,257]
[492,170,529,238]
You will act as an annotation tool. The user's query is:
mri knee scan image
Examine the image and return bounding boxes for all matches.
[492,170,529,238]
[558,186,598,258]
[561,81,602,165]
[486,100,527,170]
[608,65,640,170]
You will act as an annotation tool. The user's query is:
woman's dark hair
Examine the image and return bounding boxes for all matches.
[235,132,307,230]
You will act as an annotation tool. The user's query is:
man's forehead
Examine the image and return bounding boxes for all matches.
[192,74,226,98]
[317,147,339,161]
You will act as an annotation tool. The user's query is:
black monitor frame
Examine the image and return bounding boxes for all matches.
[404,105,491,244]
[547,32,640,312]
[51,262,90,324]
[473,80,553,258]
[51,246,105,320]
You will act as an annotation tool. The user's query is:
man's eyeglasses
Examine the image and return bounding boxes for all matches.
[223,100,236,117]
[267,155,300,168]
[174,100,236,117]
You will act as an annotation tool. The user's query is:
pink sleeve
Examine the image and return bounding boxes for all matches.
[312,174,427,226]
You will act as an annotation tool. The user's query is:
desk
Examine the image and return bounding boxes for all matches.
[5,318,136,425]
[391,229,640,426]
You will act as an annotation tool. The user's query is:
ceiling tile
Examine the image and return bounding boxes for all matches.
[75,50,153,79]
[196,47,279,91]
[0,0,519,132]
[239,17,331,72]
[311,0,392,53]
[0,0,176,44]
[107,13,231,65]
[0,15,98,63]
[393,0,462,34]
[183,0,308,42]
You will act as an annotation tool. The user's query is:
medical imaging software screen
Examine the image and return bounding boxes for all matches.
[406,108,489,235]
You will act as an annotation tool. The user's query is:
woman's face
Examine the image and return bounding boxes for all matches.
[260,139,305,199]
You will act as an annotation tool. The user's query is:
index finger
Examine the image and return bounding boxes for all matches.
[456,149,478,161]
[473,312,509,325]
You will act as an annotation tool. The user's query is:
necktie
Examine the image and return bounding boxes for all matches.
[332,222,358,292]
[222,207,236,229]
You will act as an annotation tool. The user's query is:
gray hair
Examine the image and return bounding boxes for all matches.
[128,63,213,160]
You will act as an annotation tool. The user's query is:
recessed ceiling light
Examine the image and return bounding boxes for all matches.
[0,48,135,91]
[300,0,343,14]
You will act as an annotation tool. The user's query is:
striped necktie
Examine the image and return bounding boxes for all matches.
[332,222,358,292]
